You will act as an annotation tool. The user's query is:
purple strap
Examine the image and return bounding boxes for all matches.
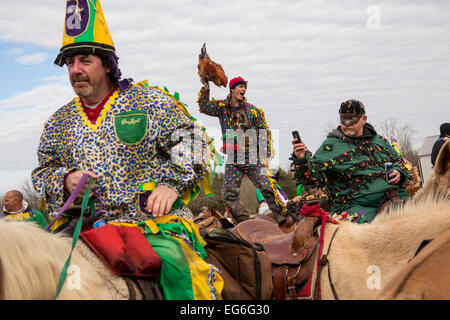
[278,187,289,201]
[45,174,91,232]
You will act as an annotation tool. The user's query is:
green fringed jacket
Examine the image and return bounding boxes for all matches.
[291,124,409,222]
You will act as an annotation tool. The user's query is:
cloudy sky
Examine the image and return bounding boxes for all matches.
[0,0,449,195]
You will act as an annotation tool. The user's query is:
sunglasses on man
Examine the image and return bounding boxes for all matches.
[340,114,363,126]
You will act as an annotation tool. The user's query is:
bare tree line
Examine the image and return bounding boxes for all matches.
[376,117,419,166]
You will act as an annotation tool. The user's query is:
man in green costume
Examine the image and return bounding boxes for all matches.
[291,99,409,222]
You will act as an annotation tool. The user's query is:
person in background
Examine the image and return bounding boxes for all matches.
[198,76,286,224]
[431,123,450,167]
[2,190,47,229]
[256,169,289,215]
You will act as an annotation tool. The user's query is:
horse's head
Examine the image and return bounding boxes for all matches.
[414,140,450,202]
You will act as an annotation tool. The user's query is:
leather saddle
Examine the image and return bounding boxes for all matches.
[231,214,320,300]
[194,212,221,237]
[194,208,234,237]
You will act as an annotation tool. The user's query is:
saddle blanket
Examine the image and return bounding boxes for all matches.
[82,216,224,300]
[80,224,162,277]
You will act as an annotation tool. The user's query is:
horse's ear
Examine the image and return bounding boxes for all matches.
[435,141,450,175]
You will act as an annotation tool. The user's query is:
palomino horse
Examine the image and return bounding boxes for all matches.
[0,221,115,299]
[1,142,449,300]
[223,141,450,300]
[377,229,450,300]
[0,220,163,300]
[376,141,450,300]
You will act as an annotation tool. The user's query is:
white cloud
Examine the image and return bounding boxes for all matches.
[7,47,25,56]
[15,52,48,65]
[0,170,33,196]
[0,0,62,49]
[0,79,73,170]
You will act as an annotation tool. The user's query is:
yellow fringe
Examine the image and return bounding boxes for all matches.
[256,108,274,159]
[261,163,286,215]
[73,88,119,133]
[135,81,218,199]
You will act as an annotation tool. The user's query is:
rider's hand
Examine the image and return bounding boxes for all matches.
[65,170,99,199]
[388,169,401,185]
[145,185,179,217]
[292,139,307,159]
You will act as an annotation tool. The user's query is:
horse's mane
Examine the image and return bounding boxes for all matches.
[372,192,450,225]
[328,184,450,263]
[0,256,4,300]
[0,221,112,299]
[0,221,71,299]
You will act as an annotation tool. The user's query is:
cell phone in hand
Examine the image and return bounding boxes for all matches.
[292,130,302,143]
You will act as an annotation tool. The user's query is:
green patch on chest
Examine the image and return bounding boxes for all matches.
[114,110,148,145]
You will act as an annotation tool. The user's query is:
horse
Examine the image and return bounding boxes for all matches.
[375,141,450,300]
[0,219,177,300]
[194,207,234,236]
[1,142,449,300]
[0,221,117,299]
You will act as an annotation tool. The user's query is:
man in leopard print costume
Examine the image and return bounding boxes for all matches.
[31,0,222,301]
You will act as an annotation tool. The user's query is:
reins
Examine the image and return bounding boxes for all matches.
[317,226,340,300]
[45,174,96,299]
[299,204,339,300]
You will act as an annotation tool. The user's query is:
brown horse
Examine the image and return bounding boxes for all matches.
[194,207,235,236]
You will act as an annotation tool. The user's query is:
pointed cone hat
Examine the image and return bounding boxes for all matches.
[54,0,116,66]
